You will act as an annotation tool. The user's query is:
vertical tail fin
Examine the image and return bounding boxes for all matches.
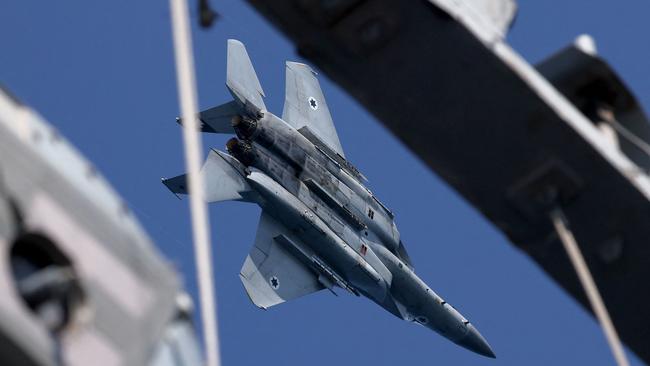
[226,39,266,117]
[282,61,345,157]
[186,40,264,135]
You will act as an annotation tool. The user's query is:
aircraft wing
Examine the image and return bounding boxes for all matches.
[240,211,324,309]
[282,61,345,157]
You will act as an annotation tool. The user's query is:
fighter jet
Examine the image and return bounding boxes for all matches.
[163,39,495,358]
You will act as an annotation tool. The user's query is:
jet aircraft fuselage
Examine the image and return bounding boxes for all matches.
[228,108,494,358]
[163,39,494,358]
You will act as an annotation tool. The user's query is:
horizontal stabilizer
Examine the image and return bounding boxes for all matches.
[161,174,188,196]
[227,39,266,117]
[196,100,239,134]
[240,212,324,309]
[162,149,252,203]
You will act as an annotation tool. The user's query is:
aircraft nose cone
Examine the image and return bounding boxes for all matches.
[456,324,496,358]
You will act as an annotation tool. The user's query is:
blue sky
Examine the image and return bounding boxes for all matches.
[1,1,647,365]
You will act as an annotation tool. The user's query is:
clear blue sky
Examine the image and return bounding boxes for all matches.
[1,1,648,365]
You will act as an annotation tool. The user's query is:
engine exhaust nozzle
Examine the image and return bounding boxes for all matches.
[231,115,258,139]
[226,137,256,166]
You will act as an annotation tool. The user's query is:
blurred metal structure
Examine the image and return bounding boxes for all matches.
[0,87,202,366]
[243,0,650,363]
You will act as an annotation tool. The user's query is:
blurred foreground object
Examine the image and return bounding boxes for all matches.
[198,0,219,28]
[0,86,202,366]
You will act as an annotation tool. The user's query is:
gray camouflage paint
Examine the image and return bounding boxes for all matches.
[164,39,495,358]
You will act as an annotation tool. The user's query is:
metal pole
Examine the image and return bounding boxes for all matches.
[169,0,221,365]
[549,208,629,366]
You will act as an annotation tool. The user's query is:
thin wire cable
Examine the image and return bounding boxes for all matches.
[609,118,650,158]
[169,0,221,365]
[549,208,629,366]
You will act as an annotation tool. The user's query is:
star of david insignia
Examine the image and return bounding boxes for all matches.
[269,276,280,289]
[308,97,318,110]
